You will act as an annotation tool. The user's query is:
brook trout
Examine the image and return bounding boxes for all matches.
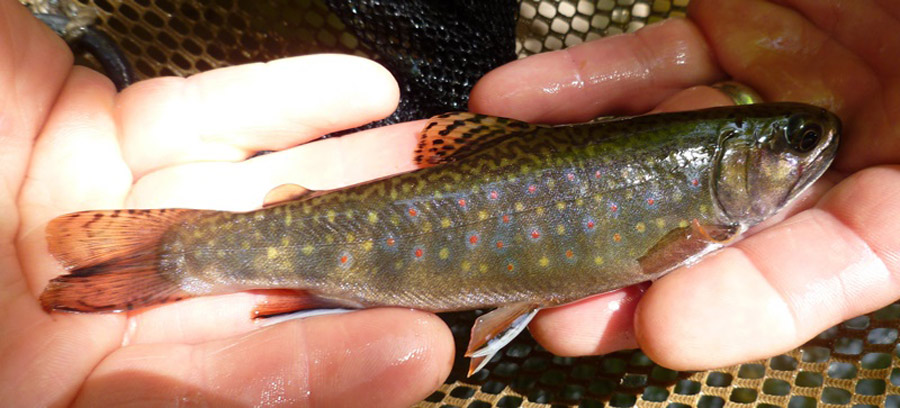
[41,102,840,375]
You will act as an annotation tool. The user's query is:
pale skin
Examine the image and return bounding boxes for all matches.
[1,0,898,406]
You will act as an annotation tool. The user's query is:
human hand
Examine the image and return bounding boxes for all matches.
[469,0,900,370]
[1,1,452,406]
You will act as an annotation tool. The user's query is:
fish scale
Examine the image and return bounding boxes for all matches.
[40,102,841,375]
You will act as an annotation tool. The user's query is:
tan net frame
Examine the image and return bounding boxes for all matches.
[24,1,900,407]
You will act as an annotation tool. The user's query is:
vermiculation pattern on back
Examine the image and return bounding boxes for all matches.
[163,111,732,311]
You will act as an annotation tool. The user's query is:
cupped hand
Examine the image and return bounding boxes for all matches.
[470,0,900,370]
[0,1,451,406]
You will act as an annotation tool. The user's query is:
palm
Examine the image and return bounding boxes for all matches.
[0,2,450,406]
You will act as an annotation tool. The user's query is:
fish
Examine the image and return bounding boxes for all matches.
[40,102,840,375]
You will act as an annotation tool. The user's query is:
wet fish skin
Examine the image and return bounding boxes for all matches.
[148,102,840,312]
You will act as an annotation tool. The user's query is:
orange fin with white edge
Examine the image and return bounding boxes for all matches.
[250,289,361,318]
[414,112,539,168]
[465,303,539,376]
[40,208,215,313]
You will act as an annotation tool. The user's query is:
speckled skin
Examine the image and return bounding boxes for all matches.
[160,103,839,311]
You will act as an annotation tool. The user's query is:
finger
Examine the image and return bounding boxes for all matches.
[126,120,425,211]
[635,166,900,370]
[17,66,128,293]
[527,85,733,356]
[116,54,400,178]
[688,0,897,172]
[75,309,453,408]
[468,18,724,123]
[529,285,646,356]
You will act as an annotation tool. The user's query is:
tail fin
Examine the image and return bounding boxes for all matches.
[40,209,214,313]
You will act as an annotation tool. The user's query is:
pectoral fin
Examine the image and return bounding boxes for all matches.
[637,219,741,276]
[465,303,539,376]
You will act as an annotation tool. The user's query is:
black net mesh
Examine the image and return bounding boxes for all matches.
[21,1,900,407]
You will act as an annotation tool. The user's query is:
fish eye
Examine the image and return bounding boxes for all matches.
[786,119,822,153]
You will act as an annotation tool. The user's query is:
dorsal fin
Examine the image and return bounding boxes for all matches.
[414,112,539,168]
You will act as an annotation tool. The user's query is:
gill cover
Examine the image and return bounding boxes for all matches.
[711,105,840,226]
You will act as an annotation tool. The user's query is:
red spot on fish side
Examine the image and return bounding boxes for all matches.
[340,255,348,264]
[496,241,504,249]
[595,171,602,179]
[469,235,479,245]
[458,199,466,207]
[502,215,510,223]
[566,173,575,181]
[610,204,618,212]
[647,198,655,205]
[414,248,423,258]
[565,250,574,258]
[507,264,514,271]
[528,185,537,194]
[387,238,396,246]
[531,230,540,239]
[691,179,699,186]
[587,221,595,229]
[489,191,498,200]
[408,208,417,217]
[613,233,621,242]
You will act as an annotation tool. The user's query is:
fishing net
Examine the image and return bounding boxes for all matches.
[22,0,900,407]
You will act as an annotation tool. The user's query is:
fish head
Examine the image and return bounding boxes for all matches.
[711,103,841,227]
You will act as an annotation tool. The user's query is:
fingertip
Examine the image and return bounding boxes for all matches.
[469,18,722,123]
[529,286,644,357]
[302,308,453,407]
[633,249,795,371]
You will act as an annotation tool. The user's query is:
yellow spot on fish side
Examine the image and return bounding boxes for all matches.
[326,210,336,223]
[462,261,471,272]
[655,218,666,229]
[547,179,556,188]
[593,194,603,203]
[325,235,334,244]
[700,204,709,214]
[241,241,251,250]
[362,241,373,252]
[302,245,314,255]
[556,202,566,210]
[594,256,604,265]
[536,206,545,216]
[433,191,443,199]
[439,248,449,259]
[478,211,488,221]
[285,213,292,226]
[367,212,378,224]
[557,224,566,235]
[346,233,355,242]
[575,198,584,207]
[422,222,433,233]
[679,219,689,228]
[515,202,525,212]
[479,264,488,274]
[281,236,290,246]
[390,189,398,200]
[441,218,451,228]
[635,222,646,233]
[267,247,278,259]
[539,257,550,267]
[391,215,400,225]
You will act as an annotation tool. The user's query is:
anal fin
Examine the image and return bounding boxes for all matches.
[251,289,358,318]
[465,303,539,376]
